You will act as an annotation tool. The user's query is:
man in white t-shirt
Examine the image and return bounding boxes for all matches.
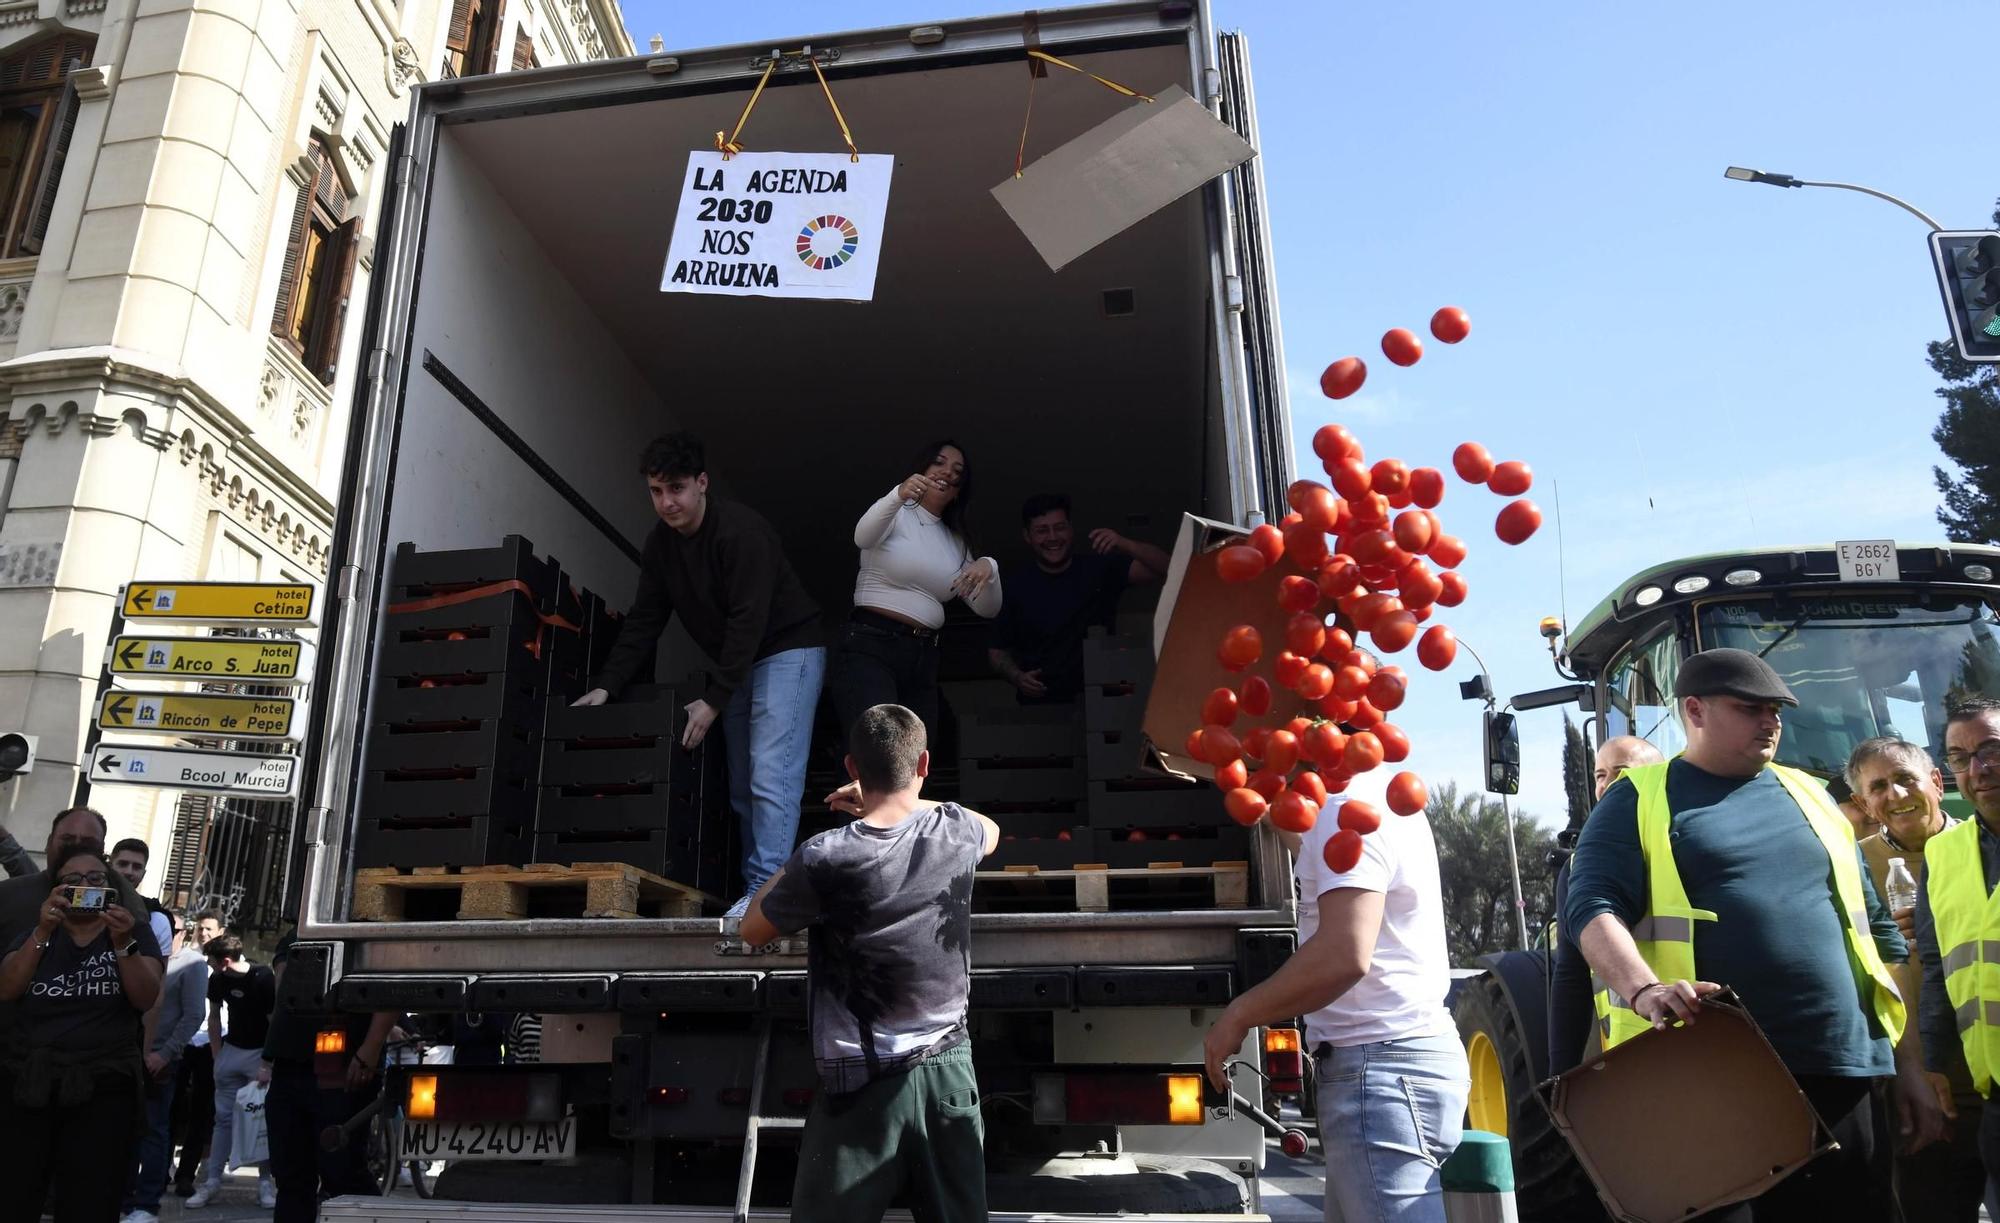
[1203,794,1468,1221]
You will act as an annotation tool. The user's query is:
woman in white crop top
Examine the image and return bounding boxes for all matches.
[829,440,1002,747]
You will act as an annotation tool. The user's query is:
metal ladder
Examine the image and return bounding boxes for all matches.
[732,1015,804,1223]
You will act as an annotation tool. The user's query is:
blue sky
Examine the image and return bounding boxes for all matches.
[620,1,1996,823]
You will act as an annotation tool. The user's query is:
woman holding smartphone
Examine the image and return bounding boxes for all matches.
[0,849,164,1222]
[830,438,1002,747]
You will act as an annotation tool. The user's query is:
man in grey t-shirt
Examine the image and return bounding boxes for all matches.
[743,703,998,1223]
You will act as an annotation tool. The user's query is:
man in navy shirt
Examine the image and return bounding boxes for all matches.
[987,494,1167,703]
[1566,649,1927,1221]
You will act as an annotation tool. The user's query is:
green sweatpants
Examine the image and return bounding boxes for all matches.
[789,1043,987,1222]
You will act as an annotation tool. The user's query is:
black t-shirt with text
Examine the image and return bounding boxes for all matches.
[990,552,1131,699]
[7,925,152,1051]
[208,963,277,1050]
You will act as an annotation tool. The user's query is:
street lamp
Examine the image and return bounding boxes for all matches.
[1722,165,1944,232]
[1455,638,1532,951]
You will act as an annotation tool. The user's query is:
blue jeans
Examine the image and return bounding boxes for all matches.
[124,1062,178,1213]
[722,645,826,912]
[1313,1030,1469,1223]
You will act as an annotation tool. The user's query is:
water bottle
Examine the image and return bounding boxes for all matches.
[1885,857,1919,913]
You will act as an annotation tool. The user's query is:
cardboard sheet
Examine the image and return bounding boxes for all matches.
[1539,991,1833,1222]
[992,84,1256,272]
[1143,514,1315,781]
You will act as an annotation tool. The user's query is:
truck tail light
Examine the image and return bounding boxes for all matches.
[783,1087,815,1110]
[1264,1027,1304,1093]
[315,1029,347,1054]
[650,1086,689,1107]
[404,1071,560,1121]
[1031,1072,1207,1126]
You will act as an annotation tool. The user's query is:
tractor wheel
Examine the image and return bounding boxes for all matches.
[1453,971,1606,1221]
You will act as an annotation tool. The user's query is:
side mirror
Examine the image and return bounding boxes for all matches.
[1484,712,1519,796]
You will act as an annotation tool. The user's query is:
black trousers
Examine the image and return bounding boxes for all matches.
[0,1069,143,1223]
[1891,1088,1985,1222]
[830,615,941,749]
[265,1060,376,1223]
[1698,1075,1892,1221]
[171,1041,214,1187]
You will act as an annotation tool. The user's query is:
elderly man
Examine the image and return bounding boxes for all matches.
[1850,736,1982,1222]
[1918,697,2000,1207]
[1548,736,1665,1073]
[1566,649,1920,1220]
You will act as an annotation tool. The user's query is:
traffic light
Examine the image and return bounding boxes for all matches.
[0,732,34,783]
[1930,230,2000,362]
[1483,711,1520,796]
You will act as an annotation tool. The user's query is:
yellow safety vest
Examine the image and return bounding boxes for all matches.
[1591,760,1905,1050]
[1923,817,2000,1097]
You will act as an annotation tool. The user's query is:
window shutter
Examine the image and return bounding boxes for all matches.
[19,80,79,255]
[269,171,314,343]
[512,27,536,71]
[163,792,213,907]
[445,0,474,53]
[313,216,362,384]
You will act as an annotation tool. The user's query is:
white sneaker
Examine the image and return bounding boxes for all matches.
[185,1184,216,1208]
[258,1179,278,1208]
[125,1212,160,1223]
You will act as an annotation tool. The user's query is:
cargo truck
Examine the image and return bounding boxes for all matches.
[282,3,1310,1218]
[1450,541,2000,1219]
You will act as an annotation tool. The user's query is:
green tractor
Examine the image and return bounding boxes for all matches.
[1450,540,2000,1218]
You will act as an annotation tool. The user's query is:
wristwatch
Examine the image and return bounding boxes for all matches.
[119,939,141,958]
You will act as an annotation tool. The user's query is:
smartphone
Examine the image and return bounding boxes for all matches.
[65,886,110,911]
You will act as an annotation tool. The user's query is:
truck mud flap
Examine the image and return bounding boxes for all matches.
[336,974,472,1012]
[1076,966,1232,1007]
[1237,927,1297,993]
[617,972,764,1012]
[970,967,1074,1010]
[280,941,339,1011]
[469,973,614,1012]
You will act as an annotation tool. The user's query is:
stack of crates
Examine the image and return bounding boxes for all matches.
[356,537,561,869]
[957,706,1086,869]
[1079,632,1246,868]
[537,684,736,897]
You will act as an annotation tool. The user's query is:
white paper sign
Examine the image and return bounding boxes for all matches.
[660,151,894,302]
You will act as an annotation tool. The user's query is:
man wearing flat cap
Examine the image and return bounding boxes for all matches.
[1566,648,1936,1219]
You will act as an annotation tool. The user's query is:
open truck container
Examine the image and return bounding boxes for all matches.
[289,2,1306,1216]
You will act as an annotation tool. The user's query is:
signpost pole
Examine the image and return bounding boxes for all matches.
[74,594,129,807]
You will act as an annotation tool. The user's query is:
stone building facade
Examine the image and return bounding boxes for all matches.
[0,0,631,920]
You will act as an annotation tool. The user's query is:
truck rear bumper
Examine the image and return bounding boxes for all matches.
[322,1200,1271,1222]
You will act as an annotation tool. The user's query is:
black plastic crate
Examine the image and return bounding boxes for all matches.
[360,768,537,824]
[533,822,736,898]
[372,672,543,731]
[1085,728,1150,782]
[544,687,681,742]
[1081,633,1151,686]
[387,536,558,606]
[353,817,532,870]
[1091,822,1249,868]
[1082,684,1145,735]
[960,759,1086,806]
[540,738,689,791]
[367,719,537,775]
[958,711,1080,760]
[382,588,546,657]
[1083,779,1221,829]
[535,791,699,836]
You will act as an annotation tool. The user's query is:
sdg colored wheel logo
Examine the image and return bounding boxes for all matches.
[797,215,861,270]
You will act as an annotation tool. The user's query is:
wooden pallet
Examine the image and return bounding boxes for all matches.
[974,861,1248,914]
[351,861,713,921]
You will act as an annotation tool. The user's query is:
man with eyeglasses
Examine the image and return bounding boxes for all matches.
[0,805,154,968]
[1917,696,2000,1204]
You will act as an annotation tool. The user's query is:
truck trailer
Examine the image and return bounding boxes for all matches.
[282,3,1308,1218]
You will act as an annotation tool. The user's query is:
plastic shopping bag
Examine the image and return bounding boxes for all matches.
[233,1081,270,1168]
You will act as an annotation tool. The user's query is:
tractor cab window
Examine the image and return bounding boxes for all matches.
[1697,593,2000,782]
[1603,631,1686,759]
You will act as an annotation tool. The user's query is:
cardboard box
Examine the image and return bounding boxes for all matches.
[1538,991,1834,1222]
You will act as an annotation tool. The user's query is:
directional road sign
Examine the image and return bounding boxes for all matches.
[121,581,316,625]
[98,691,298,739]
[108,636,310,684]
[89,744,298,799]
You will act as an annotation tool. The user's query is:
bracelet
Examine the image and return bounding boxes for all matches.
[1633,982,1669,1006]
